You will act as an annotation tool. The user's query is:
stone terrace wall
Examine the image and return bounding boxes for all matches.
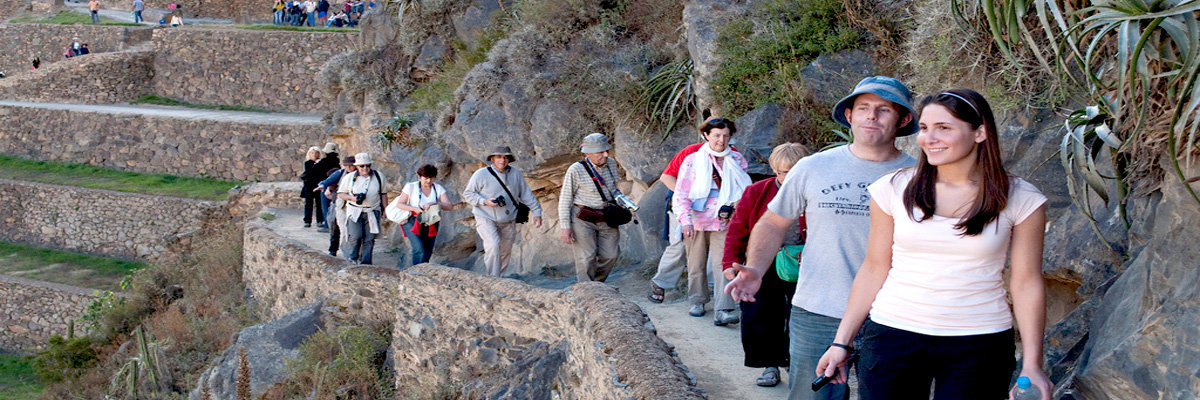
[0,24,149,76]
[0,275,99,352]
[0,103,325,181]
[0,1,30,19]
[226,182,304,220]
[0,179,227,260]
[151,28,355,112]
[242,219,704,400]
[0,49,154,103]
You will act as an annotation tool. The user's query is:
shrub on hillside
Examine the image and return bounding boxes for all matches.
[37,224,257,399]
[712,0,861,118]
[30,334,99,383]
[261,324,393,400]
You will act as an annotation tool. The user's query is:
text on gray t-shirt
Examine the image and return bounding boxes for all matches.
[767,145,916,318]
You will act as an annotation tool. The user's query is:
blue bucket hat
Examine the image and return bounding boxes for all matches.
[831,76,917,136]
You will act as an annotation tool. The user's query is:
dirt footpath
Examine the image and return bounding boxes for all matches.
[609,272,792,399]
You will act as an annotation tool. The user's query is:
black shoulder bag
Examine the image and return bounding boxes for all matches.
[485,167,531,224]
[578,160,632,228]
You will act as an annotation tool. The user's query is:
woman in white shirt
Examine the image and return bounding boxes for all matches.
[393,164,453,267]
[816,89,1052,399]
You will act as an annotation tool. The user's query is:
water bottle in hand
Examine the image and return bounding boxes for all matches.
[1013,376,1042,400]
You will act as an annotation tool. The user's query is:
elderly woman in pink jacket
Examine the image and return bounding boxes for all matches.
[673,117,751,326]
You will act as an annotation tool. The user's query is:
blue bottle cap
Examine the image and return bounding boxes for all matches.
[1016,376,1032,389]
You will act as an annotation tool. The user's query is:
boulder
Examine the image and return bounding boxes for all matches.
[451,0,511,49]
[683,0,752,115]
[733,103,785,177]
[189,302,327,400]
[1070,164,1200,399]
[413,34,448,78]
[799,49,877,105]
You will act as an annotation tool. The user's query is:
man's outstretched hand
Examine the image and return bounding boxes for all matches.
[724,262,763,302]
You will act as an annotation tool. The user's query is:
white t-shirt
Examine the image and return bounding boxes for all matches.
[867,170,1046,336]
[402,182,444,209]
[337,170,387,209]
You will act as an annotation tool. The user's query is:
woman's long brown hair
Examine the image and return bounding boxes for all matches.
[901,89,1008,236]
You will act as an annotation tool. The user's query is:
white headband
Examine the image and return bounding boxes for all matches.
[941,92,980,116]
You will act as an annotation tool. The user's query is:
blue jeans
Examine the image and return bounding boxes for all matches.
[401,220,436,267]
[133,10,143,23]
[273,10,283,24]
[344,210,379,264]
[306,11,315,26]
[788,307,849,400]
[90,10,99,23]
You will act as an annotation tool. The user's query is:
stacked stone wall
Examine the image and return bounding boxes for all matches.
[0,103,325,181]
[0,24,147,76]
[0,275,99,352]
[242,219,704,399]
[0,1,30,18]
[226,182,305,220]
[150,28,355,112]
[0,50,154,103]
[0,179,227,260]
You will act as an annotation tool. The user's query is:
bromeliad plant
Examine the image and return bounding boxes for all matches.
[966,0,1200,217]
[638,58,696,142]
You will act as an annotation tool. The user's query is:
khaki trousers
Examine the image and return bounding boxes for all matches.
[684,229,734,310]
[476,217,516,277]
[651,209,689,290]
[570,209,620,283]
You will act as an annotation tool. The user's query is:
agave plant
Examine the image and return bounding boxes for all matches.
[1060,106,1130,233]
[638,58,697,142]
[393,0,419,22]
[968,0,1200,213]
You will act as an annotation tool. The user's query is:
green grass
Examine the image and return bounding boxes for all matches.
[407,21,507,112]
[712,0,861,116]
[0,241,144,291]
[0,354,44,399]
[236,24,359,33]
[0,155,241,201]
[130,95,276,113]
[10,10,141,26]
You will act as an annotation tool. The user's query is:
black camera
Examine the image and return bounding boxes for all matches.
[717,205,734,220]
[354,192,367,204]
[494,196,507,207]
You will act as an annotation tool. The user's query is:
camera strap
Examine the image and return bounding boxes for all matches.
[485,166,521,206]
[577,159,613,203]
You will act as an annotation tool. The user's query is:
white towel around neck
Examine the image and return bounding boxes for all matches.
[687,142,751,207]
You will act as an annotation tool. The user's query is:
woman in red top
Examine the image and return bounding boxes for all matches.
[722,143,810,387]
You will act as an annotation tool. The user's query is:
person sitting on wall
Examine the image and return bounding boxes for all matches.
[170,13,183,26]
[69,37,83,57]
[326,11,347,27]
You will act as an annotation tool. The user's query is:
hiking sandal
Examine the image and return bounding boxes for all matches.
[647,284,665,303]
[756,367,781,387]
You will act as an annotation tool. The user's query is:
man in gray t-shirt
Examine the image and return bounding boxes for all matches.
[725,76,917,400]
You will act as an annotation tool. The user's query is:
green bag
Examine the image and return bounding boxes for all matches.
[774,244,804,282]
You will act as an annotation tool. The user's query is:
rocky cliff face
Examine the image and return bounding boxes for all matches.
[323,0,787,275]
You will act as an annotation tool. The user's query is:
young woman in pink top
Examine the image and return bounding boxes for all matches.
[816,89,1052,400]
